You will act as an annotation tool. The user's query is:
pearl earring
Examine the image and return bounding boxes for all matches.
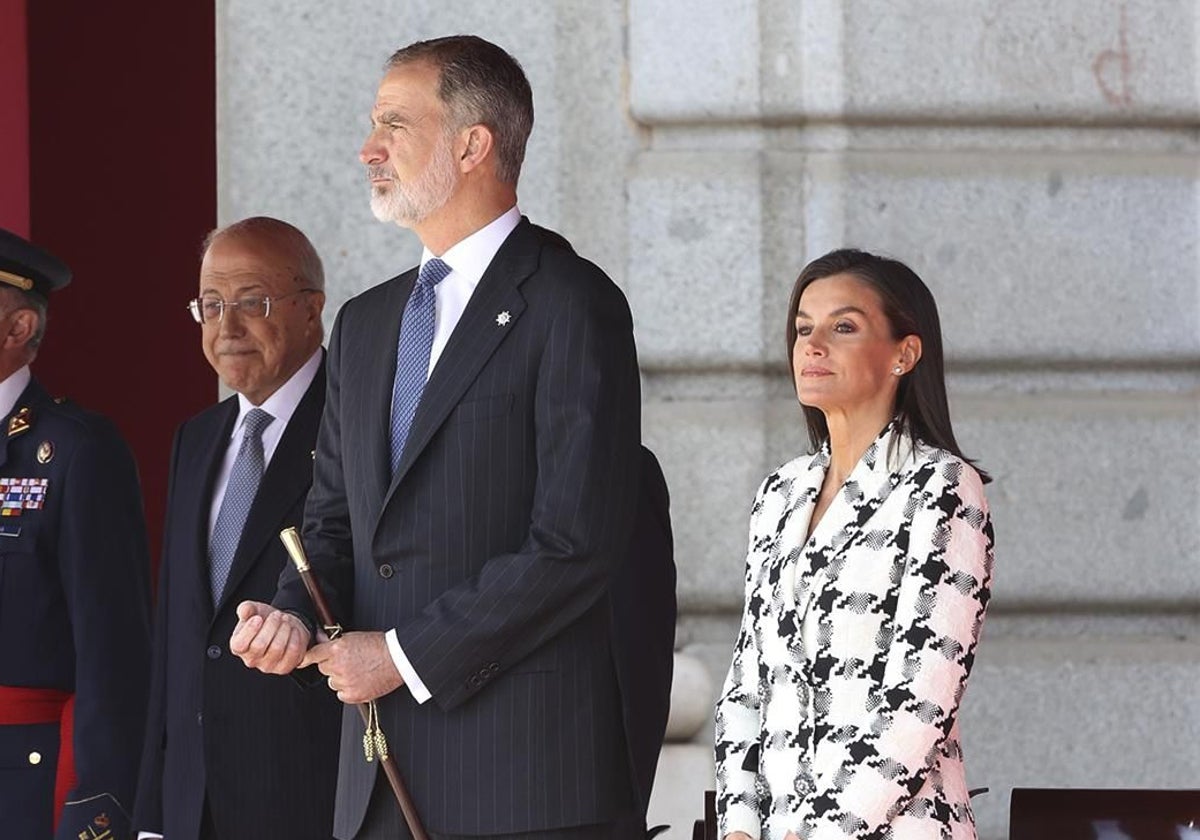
[893,365,903,375]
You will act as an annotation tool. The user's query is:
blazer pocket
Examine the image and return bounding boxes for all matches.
[447,394,513,426]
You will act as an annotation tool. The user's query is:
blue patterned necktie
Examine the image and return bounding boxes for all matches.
[209,407,274,603]
[389,258,451,475]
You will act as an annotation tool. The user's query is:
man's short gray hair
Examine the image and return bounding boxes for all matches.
[386,35,534,186]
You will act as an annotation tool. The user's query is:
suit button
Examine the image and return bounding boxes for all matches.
[28,751,41,765]
[197,712,203,726]
[206,645,222,659]
[378,564,394,579]
[488,662,499,673]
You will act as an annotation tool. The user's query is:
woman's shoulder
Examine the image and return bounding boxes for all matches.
[908,440,989,506]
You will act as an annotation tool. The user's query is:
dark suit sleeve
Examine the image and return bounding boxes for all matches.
[55,419,152,837]
[399,272,642,710]
[274,307,354,625]
[133,426,184,835]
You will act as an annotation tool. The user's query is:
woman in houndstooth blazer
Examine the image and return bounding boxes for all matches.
[715,249,995,840]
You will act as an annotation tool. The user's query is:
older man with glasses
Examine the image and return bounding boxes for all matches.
[134,216,342,840]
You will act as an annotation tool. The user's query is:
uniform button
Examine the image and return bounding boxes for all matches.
[206,645,222,659]
[28,751,41,765]
[197,712,204,726]
[378,564,394,579]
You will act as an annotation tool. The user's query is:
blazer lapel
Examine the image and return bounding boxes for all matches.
[793,422,911,624]
[184,399,238,621]
[380,221,535,511]
[360,272,418,515]
[214,362,326,617]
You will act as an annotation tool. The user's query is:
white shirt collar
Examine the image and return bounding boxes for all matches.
[0,365,32,419]
[233,348,322,431]
[420,205,521,287]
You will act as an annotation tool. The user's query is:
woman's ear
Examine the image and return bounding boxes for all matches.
[900,335,923,370]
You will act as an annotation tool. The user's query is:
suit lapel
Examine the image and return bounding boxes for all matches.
[182,399,238,622]
[380,221,536,511]
[214,362,326,617]
[359,272,418,515]
[793,423,910,625]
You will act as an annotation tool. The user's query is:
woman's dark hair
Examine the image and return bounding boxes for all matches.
[785,248,989,482]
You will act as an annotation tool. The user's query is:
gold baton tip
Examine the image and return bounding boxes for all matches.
[279,527,311,573]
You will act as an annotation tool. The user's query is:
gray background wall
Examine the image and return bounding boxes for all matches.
[217,3,1200,839]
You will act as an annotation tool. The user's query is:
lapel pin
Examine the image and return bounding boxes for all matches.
[36,440,54,464]
[496,311,511,326]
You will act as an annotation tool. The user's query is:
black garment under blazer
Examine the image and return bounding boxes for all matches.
[135,360,342,840]
[275,219,651,838]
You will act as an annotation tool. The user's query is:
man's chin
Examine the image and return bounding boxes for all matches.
[369,195,416,228]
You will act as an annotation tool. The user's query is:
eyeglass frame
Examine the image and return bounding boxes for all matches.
[186,288,320,324]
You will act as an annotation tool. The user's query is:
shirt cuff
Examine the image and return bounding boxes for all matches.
[138,833,164,840]
[385,628,431,704]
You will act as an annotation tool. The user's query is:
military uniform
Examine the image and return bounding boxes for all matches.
[0,375,152,839]
[0,228,152,840]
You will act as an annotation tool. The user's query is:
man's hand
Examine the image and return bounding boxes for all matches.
[230,600,310,674]
[301,631,403,704]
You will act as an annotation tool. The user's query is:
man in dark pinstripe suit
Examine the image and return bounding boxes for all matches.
[233,35,669,840]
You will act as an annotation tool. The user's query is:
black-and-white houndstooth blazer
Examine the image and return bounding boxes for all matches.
[715,422,994,840]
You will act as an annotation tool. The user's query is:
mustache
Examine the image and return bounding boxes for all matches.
[367,166,395,182]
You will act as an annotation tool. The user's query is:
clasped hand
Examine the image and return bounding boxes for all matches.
[230,600,404,704]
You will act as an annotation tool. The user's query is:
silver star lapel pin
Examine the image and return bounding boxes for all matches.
[496,311,512,326]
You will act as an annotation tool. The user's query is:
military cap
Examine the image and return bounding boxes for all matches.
[0,228,72,302]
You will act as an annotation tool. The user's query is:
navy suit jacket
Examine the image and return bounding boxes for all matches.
[275,220,671,838]
[0,379,151,840]
[135,361,342,840]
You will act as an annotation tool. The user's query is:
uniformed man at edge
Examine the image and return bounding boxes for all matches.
[0,227,152,840]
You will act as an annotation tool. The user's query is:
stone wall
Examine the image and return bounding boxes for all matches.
[217,3,1200,838]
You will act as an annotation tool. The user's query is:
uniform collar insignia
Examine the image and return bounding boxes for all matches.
[7,406,33,438]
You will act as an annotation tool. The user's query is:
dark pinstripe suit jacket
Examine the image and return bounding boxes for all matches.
[135,362,342,840]
[275,219,648,838]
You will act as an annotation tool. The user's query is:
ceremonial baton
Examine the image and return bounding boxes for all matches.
[279,527,429,840]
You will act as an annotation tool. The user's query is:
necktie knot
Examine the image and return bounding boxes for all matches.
[417,258,451,290]
[242,408,274,440]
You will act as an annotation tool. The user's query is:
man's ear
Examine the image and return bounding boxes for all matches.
[2,309,37,352]
[458,124,495,173]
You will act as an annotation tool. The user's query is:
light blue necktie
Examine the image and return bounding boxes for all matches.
[209,407,274,603]
[389,258,451,476]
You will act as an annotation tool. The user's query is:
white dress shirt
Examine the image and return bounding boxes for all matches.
[207,349,323,539]
[0,365,31,419]
[385,204,521,704]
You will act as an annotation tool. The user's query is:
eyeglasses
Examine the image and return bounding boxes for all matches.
[187,289,319,324]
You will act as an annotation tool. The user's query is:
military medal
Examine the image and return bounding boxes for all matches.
[0,477,49,516]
